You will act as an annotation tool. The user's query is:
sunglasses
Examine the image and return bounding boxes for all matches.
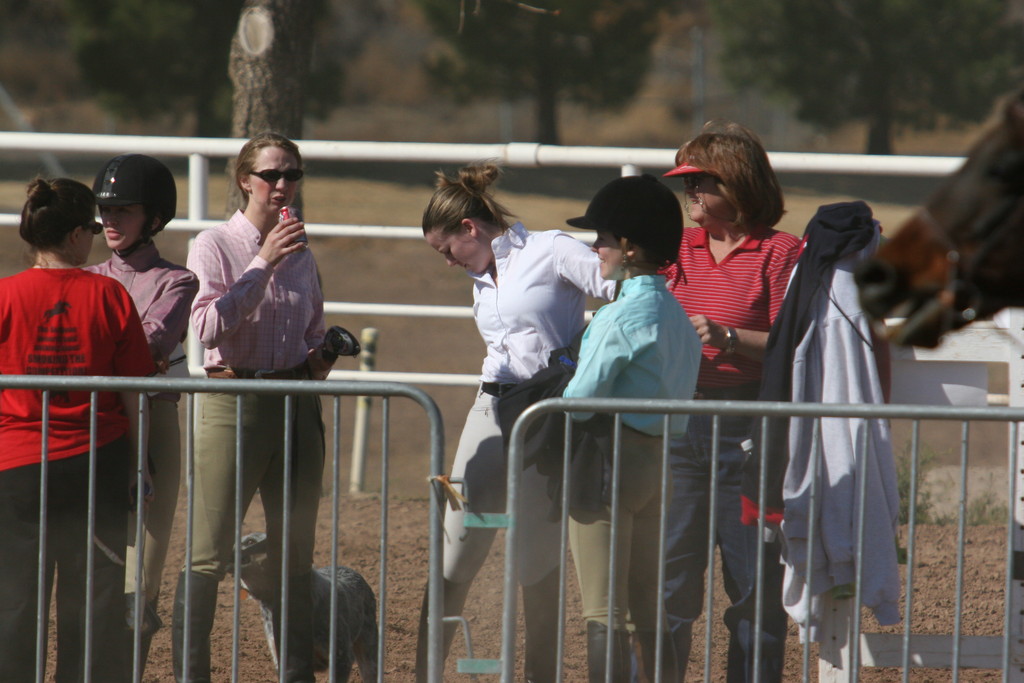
[250,168,304,183]
[83,221,103,235]
[681,173,716,191]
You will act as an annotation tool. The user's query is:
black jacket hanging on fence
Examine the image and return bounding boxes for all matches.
[741,201,877,524]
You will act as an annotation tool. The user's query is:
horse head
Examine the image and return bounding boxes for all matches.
[856,87,1024,347]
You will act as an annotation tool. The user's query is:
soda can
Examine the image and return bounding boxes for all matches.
[279,206,307,243]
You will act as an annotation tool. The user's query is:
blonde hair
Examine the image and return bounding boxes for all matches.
[234,132,303,194]
[422,162,514,236]
[675,121,785,229]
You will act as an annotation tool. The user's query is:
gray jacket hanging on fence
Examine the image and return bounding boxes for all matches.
[778,207,902,641]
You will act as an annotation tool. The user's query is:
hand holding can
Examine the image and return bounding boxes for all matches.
[279,205,307,244]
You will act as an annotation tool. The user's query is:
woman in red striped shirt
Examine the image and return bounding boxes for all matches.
[661,122,800,683]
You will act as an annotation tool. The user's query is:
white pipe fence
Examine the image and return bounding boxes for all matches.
[0,131,966,387]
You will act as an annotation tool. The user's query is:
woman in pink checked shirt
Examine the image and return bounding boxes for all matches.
[174,132,337,683]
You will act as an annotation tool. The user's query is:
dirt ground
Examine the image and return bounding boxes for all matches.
[2,173,1010,681]
[129,495,1007,683]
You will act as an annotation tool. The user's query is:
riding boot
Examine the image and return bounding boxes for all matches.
[636,629,678,683]
[414,578,473,683]
[171,571,219,683]
[522,569,560,683]
[271,572,316,683]
[126,593,163,677]
[585,620,631,683]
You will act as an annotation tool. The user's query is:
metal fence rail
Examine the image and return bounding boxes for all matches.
[0,374,444,683]
[456,397,1024,683]
[5,379,1020,681]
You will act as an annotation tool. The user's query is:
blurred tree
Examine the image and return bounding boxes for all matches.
[712,0,1024,154]
[64,1,243,136]
[0,3,83,106]
[63,0,345,138]
[226,0,318,213]
[413,0,667,144]
[230,1,315,141]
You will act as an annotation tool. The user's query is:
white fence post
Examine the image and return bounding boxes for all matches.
[818,592,854,682]
[187,153,209,221]
[349,328,379,493]
[1008,308,1024,680]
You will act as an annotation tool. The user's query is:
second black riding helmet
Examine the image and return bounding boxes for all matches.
[93,154,177,237]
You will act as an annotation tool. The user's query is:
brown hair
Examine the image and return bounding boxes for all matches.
[422,162,514,236]
[19,177,95,249]
[675,121,785,229]
[234,132,303,193]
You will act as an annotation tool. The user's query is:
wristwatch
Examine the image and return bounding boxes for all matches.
[723,327,738,354]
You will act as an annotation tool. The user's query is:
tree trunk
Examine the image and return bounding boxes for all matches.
[532,20,560,145]
[534,87,560,145]
[193,95,223,139]
[226,0,316,215]
[866,112,893,155]
[864,62,894,155]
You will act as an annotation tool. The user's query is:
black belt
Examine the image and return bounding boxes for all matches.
[694,382,760,401]
[206,366,308,380]
[481,381,517,397]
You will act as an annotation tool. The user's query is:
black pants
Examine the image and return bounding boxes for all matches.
[0,439,131,683]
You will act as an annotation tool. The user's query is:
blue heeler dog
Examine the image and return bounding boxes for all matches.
[235,532,379,682]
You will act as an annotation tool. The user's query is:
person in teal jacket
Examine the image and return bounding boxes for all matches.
[563,174,701,682]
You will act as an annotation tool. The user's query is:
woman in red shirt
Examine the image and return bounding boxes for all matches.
[0,177,154,682]
[661,122,800,683]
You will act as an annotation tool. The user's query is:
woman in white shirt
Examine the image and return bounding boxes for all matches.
[416,162,616,682]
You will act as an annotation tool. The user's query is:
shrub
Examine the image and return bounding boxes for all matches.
[895,442,938,525]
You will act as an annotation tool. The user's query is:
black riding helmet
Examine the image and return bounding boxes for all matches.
[566,174,683,267]
[93,154,177,243]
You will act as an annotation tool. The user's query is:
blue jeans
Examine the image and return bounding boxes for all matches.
[664,409,787,683]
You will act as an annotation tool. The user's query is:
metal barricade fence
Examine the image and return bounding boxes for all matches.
[451,397,1024,683]
[5,379,1020,682]
[0,374,444,683]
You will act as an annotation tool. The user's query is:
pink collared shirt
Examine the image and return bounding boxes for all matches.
[86,241,198,363]
[187,210,325,372]
[87,241,198,401]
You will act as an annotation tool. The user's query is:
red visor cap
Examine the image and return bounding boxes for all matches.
[663,162,706,177]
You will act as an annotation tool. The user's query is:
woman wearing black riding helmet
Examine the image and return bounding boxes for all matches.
[85,154,199,675]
